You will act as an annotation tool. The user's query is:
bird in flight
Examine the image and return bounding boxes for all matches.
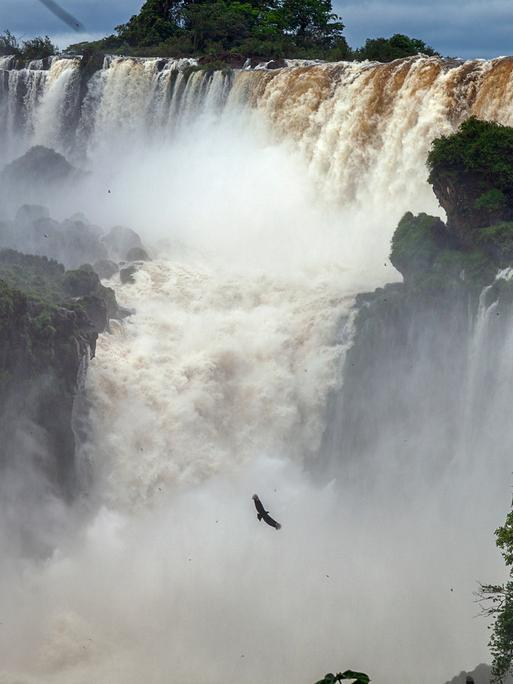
[35,0,84,32]
[252,494,281,530]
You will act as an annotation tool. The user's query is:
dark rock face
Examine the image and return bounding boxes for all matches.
[0,204,148,270]
[93,259,119,279]
[125,246,150,261]
[430,167,513,246]
[1,146,84,192]
[266,58,287,69]
[102,225,143,261]
[0,279,95,492]
[120,264,138,284]
[443,663,513,683]
[0,249,126,495]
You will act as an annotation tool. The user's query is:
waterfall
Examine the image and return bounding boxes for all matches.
[3,54,513,684]
[2,55,513,205]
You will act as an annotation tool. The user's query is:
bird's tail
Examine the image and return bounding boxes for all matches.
[257,513,263,521]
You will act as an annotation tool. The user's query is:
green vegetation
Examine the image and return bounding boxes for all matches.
[66,0,349,61]
[0,250,66,305]
[478,222,513,264]
[480,504,513,683]
[353,34,438,62]
[428,117,513,198]
[389,212,495,291]
[63,0,436,62]
[475,188,507,212]
[0,250,116,321]
[0,30,58,60]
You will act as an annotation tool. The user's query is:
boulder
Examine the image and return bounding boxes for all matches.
[266,59,286,69]
[62,264,101,298]
[120,264,138,284]
[429,167,513,246]
[93,259,119,280]
[2,146,83,188]
[102,225,143,261]
[125,246,150,261]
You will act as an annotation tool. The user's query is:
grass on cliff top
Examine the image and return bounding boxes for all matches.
[428,117,513,193]
[0,250,100,306]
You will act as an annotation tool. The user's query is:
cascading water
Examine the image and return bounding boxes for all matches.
[3,55,513,684]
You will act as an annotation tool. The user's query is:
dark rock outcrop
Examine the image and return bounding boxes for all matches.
[93,259,119,279]
[125,246,150,261]
[120,264,138,284]
[0,250,126,495]
[0,204,148,270]
[102,225,143,261]
[1,145,84,190]
[427,117,513,261]
[444,663,513,683]
[430,167,513,245]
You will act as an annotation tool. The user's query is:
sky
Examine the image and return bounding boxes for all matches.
[0,0,512,60]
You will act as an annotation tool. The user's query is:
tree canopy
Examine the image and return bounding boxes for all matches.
[354,33,438,62]
[101,0,349,59]
[480,503,513,683]
[1,0,439,64]
[0,31,57,60]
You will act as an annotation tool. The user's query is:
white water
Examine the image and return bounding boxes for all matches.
[2,55,513,683]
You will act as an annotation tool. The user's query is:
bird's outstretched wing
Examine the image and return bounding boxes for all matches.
[252,494,265,516]
[262,512,281,530]
[252,494,281,530]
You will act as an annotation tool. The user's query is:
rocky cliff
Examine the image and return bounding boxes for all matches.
[0,201,148,496]
[328,118,513,684]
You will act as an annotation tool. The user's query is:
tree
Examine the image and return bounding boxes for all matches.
[182,0,259,52]
[0,30,20,57]
[20,36,57,60]
[115,0,182,46]
[98,0,349,59]
[479,504,513,682]
[280,0,344,48]
[0,32,57,60]
[354,33,438,62]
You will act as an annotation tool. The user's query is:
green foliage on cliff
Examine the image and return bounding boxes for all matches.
[0,30,57,60]
[390,212,445,278]
[64,0,435,62]
[428,117,513,196]
[480,505,513,683]
[475,188,507,212]
[79,0,349,60]
[354,34,438,62]
[390,212,496,291]
[0,250,65,305]
[478,222,513,264]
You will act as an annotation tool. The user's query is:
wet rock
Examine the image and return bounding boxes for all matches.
[102,225,143,261]
[62,264,101,297]
[267,59,286,69]
[2,146,83,188]
[93,259,119,279]
[120,264,138,284]
[125,246,150,261]
[430,167,513,246]
[59,219,109,268]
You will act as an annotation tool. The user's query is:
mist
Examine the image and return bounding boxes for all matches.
[2,55,513,684]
